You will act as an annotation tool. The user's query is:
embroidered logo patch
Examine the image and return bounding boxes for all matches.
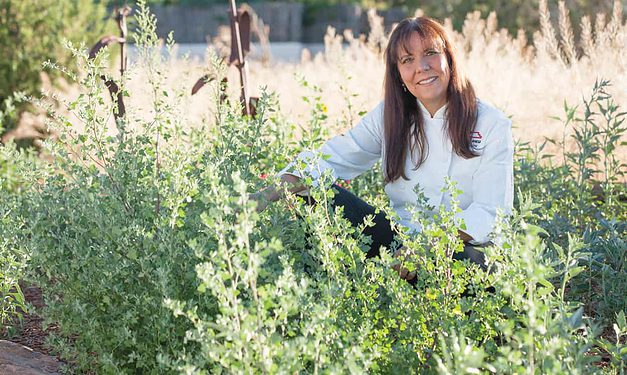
[471,131,482,146]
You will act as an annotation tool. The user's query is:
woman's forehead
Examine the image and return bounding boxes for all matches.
[397,32,444,56]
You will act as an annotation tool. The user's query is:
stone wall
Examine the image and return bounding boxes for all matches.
[149,2,408,43]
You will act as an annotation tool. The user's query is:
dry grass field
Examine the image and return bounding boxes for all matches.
[46,1,626,167]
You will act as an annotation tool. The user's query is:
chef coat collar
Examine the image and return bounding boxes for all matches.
[417,100,447,120]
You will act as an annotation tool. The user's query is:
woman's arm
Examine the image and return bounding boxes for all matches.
[253,103,385,212]
[455,118,514,244]
[278,102,384,186]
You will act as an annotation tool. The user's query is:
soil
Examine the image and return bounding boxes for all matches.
[0,283,65,374]
[0,283,60,358]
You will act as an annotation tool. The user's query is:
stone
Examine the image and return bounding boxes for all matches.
[0,340,60,375]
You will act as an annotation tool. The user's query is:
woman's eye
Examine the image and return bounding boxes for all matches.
[401,57,413,64]
[426,50,438,56]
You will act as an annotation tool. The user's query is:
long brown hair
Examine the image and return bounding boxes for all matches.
[383,17,478,183]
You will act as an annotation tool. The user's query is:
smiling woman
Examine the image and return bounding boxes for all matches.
[252,16,514,279]
[396,31,450,114]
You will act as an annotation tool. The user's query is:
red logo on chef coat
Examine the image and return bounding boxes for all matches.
[471,131,483,148]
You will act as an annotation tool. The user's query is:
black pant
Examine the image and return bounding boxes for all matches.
[301,184,487,269]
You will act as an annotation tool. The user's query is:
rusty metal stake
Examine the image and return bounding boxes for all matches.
[88,5,131,120]
[113,6,131,119]
[229,0,250,116]
[191,3,258,117]
[116,6,131,75]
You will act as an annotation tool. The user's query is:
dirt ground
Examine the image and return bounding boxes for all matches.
[1,283,59,358]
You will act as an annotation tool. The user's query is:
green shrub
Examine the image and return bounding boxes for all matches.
[19,2,301,371]
[0,144,25,328]
[0,0,111,135]
[516,79,627,325]
[4,1,625,373]
[0,142,42,331]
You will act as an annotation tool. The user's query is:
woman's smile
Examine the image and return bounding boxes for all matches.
[417,76,438,85]
[397,32,450,116]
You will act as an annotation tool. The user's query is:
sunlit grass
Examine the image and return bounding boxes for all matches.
[50,2,626,168]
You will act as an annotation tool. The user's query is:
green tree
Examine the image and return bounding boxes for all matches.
[0,0,112,137]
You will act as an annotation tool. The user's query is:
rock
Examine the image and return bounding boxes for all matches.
[0,340,60,375]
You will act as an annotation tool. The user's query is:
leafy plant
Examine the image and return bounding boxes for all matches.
[1,1,624,374]
[516,78,626,327]
[596,311,627,373]
[0,141,42,331]
[0,0,111,136]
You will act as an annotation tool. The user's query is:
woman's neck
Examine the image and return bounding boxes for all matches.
[418,100,447,119]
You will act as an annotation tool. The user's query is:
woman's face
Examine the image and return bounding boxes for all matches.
[396,32,450,115]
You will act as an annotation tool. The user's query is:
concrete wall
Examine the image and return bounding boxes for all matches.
[152,3,304,43]
[149,3,408,43]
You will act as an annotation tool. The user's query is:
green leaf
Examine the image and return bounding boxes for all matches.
[197,283,206,294]
[537,286,554,297]
[617,310,626,330]
[568,307,584,329]
[566,266,585,279]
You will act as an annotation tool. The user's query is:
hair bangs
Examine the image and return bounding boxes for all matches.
[392,20,446,63]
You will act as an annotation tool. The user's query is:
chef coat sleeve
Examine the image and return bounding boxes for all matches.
[277,102,384,185]
[456,118,514,244]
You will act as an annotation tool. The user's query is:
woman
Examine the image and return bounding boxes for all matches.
[252,16,514,279]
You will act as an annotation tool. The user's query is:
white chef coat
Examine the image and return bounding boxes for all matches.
[279,99,514,245]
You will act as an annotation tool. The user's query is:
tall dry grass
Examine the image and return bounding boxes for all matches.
[49,0,626,165]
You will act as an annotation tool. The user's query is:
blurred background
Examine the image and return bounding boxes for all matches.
[1,0,625,159]
[111,0,618,42]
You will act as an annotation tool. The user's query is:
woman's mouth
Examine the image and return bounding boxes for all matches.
[417,77,437,85]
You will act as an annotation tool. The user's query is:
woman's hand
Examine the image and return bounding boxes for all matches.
[457,230,473,243]
[392,246,417,281]
[249,191,268,213]
[250,174,307,213]
[250,186,279,213]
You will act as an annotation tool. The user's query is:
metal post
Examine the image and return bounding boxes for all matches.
[229,0,250,116]
[117,5,131,75]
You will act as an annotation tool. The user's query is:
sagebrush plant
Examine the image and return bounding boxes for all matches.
[0,142,44,331]
[2,1,625,374]
[516,78,626,327]
[21,1,217,372]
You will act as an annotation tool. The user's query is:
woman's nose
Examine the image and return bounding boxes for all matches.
[416,59,430,73]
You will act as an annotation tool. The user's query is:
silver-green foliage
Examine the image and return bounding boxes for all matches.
[2,1,625,373]
[0,143,43,330]
[0,0,112,134]
[516,79,626,329]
